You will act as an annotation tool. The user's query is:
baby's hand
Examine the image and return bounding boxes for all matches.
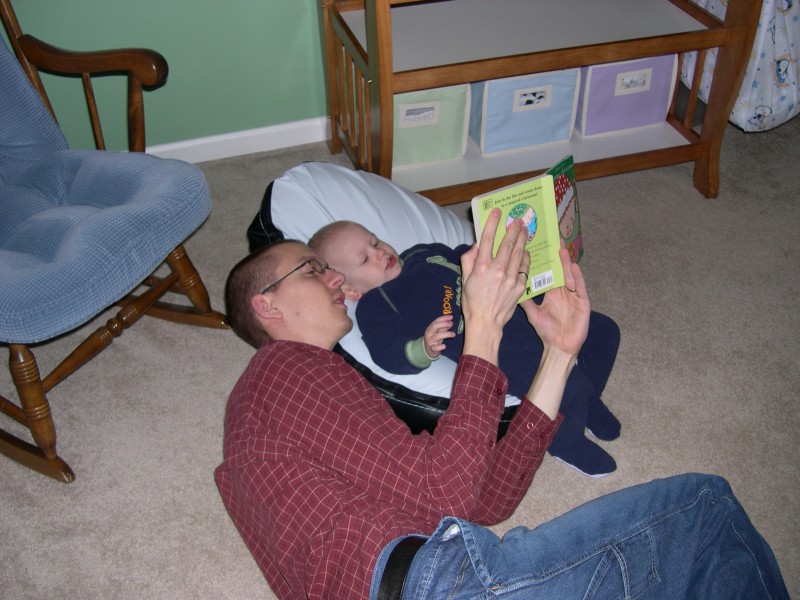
[424,315,456,359]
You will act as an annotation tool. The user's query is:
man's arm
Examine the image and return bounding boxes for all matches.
[519,247,590,419]
[452,212,591,522]
[459,209,530,365]
[461,247,590,522]
[460,208,590,421]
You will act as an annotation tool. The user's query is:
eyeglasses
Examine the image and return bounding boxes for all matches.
[260,258,331,294]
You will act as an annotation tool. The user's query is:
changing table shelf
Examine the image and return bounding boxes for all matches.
[320,0,760,204]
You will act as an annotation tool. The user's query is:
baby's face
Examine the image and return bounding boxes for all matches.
[326,224,402,293]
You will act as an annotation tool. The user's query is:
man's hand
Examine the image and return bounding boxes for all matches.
[519,243,591,419]
[424,315,455,359]
[460,208,530,365]
[519,245,590,358]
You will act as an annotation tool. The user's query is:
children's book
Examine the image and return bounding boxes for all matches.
[471,155,580,301]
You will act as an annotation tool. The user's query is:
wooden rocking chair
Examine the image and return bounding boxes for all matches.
[0,0,228,482]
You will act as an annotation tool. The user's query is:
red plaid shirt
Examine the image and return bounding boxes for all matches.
[215,340,560,599]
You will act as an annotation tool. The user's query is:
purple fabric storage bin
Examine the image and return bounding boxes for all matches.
[576,55,678,136]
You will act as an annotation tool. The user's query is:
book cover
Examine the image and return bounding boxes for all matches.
[471,170,565,301]
[548,155,584,263]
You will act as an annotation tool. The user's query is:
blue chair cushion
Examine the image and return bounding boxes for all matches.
[0,37,67,182]
[0,149,211,344]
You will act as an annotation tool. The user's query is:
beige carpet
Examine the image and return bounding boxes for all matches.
[1,119,798,599]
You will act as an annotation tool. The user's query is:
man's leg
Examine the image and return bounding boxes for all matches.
[403,474,787,599]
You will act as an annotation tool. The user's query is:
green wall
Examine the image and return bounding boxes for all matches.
[9,0,328,150]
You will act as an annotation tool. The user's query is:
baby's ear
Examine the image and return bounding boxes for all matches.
[342,283,362,301]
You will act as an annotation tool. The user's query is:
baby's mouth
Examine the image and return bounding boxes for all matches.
[386,256,396,270]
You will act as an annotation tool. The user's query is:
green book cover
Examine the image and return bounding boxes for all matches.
[471,170,565,301]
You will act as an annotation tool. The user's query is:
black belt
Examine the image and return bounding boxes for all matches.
[377,536,426,600]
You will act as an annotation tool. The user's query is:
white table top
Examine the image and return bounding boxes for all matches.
[342,0,707,72]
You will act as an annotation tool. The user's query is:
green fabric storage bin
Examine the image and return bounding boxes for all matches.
[392,84,470,167]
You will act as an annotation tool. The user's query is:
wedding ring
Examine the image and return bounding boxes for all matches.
[566,286,577,293]
[518,271,528,279]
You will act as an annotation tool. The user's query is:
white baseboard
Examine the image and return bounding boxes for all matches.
[147,117,329,164]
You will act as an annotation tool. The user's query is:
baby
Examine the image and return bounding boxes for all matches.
[309,220,622,477]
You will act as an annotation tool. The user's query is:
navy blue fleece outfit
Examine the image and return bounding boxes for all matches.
[355,243,621,458]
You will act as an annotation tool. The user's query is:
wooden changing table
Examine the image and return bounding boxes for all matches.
[319,0,760,205]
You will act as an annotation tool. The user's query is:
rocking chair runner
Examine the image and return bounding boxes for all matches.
[0,0,227,482]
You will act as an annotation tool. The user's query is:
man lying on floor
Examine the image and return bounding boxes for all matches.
[216,209,788,600]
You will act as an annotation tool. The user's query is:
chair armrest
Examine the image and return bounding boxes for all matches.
[18,34,167,87]
[13,33,168,152]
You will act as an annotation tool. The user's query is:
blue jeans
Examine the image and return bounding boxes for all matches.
[397,474,787,599]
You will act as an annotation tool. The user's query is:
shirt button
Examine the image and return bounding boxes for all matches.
[525,422,534,430]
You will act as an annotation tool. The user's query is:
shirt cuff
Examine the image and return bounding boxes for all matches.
[508,399,563,447]
[405,337,433,369]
